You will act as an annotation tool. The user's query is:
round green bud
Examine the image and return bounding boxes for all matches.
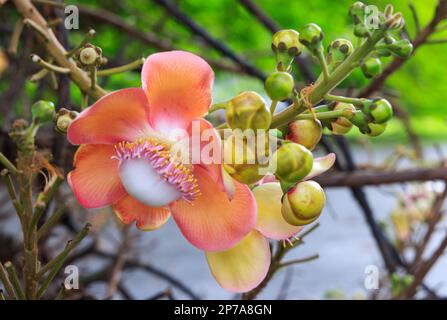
[299,23,324,51]
[365,122,387,137]
[265,71,294,101]
[226,91,271,130]
[329,102,356,135]
[361,57,382,78]
[286,119,322,150]
[32,100,55,124]
[271,142,313,186]
[353,24,370,38]
[388,39,413,58]
[367,98,393,124]
[272,29,303,56]
[349,1,367,22]
[281,180,326,226]
[327,39,354,70]
[223,133,268,184]
[53,108,79,134]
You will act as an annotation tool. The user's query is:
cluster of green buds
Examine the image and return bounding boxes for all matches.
[350,98,393,136]
[271,29,304,71]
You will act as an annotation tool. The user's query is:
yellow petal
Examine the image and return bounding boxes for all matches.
[253,182,302,240]
[206,230,270,292]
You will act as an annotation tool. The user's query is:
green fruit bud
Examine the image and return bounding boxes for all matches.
[265,71,294,101]
[365,122,387,137]
[327,39,354,71]
[361,57,382,78]
[226,91,271,130]
[281,180,326,226]
[365,98,393,124]
[329,102,356,135]
[272,29,304,69]
[353,24,370,38]
[286,119,322,150]
[32,100,55,124]
[349,1,367,22]
[388,39,413,58]
[271,142,313,188]
[223,133,269,184]
[53,108,79,134]
[299,23,324,51]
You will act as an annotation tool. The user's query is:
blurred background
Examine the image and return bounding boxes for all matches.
[1,0,447,299]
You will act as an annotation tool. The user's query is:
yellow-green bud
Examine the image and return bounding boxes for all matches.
[265,71,294,101]
[329,102,356,135]
[365,122,387,137]
[365,98,393,124]
[299,23,324,52]
[32,100,55,124]
[53,108,79,134]
[223,133,269,184]
[271,142,313,188]
[272,29,304,69]
[361,57,382,78]
[327,39,354,71]
[281,180,326,226]
[286,119,322,150]
[226,91,271,130]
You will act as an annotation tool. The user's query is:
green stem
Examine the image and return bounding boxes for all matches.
[277,254,320,269]
[90,67,97,89]
[0,152,19,175]
[315,47,330,82]
[0,262,16,300]
[208,101,228,114]
[66,29,96,57]
[31,54,70,74]
[81,93,89,110]
[296,108,357,120]
[4,262,25,300]
[97,58,145,76]
[325,93,365,106]
[37,223,91,279]
[37,205,66,240]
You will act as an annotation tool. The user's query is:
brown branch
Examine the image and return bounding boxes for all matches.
[358,0,447,98]
[12,0,107,100]
[315,167,447,188]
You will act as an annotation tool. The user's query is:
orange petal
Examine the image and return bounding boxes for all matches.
[206,230,270,292]
[141,51,214,134]
[68,144,126,208]
[187,118,225,193]
[170,166,257,251]
[253,182,302,240]
[68,88,152,145]
[113,194,171,231]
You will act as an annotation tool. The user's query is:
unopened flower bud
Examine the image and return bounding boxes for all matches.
[329,102,356,135]
[77,44,103,68]
[281,180,326,226]
[32,100,55,124]
[223,133,269,184]
[53,108,79,134]
[365,122,387,137]
[287,119,322,150]
[265,71,294,101]
[361,57,382,78]
[364,98,393,124]
[327,39,354,70]
[388,39,413,58]
[272,29,304,69]
[271,142,313,188]
[299,23,324,52]
[226,91,271,130]
[349,2,370,37]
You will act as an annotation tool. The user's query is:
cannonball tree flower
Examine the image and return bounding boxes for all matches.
[207,153,335,291]
[67,51,258,258]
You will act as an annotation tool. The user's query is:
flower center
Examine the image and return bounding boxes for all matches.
[113,139,200,207]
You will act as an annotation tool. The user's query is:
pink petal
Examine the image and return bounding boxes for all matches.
[68,145,126,208]
[206,230,271,292]
[113,194,171,231]
[68,88,152,145]
[170,166,257,251]
[141,51,214,134]
[304,153,336,180]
